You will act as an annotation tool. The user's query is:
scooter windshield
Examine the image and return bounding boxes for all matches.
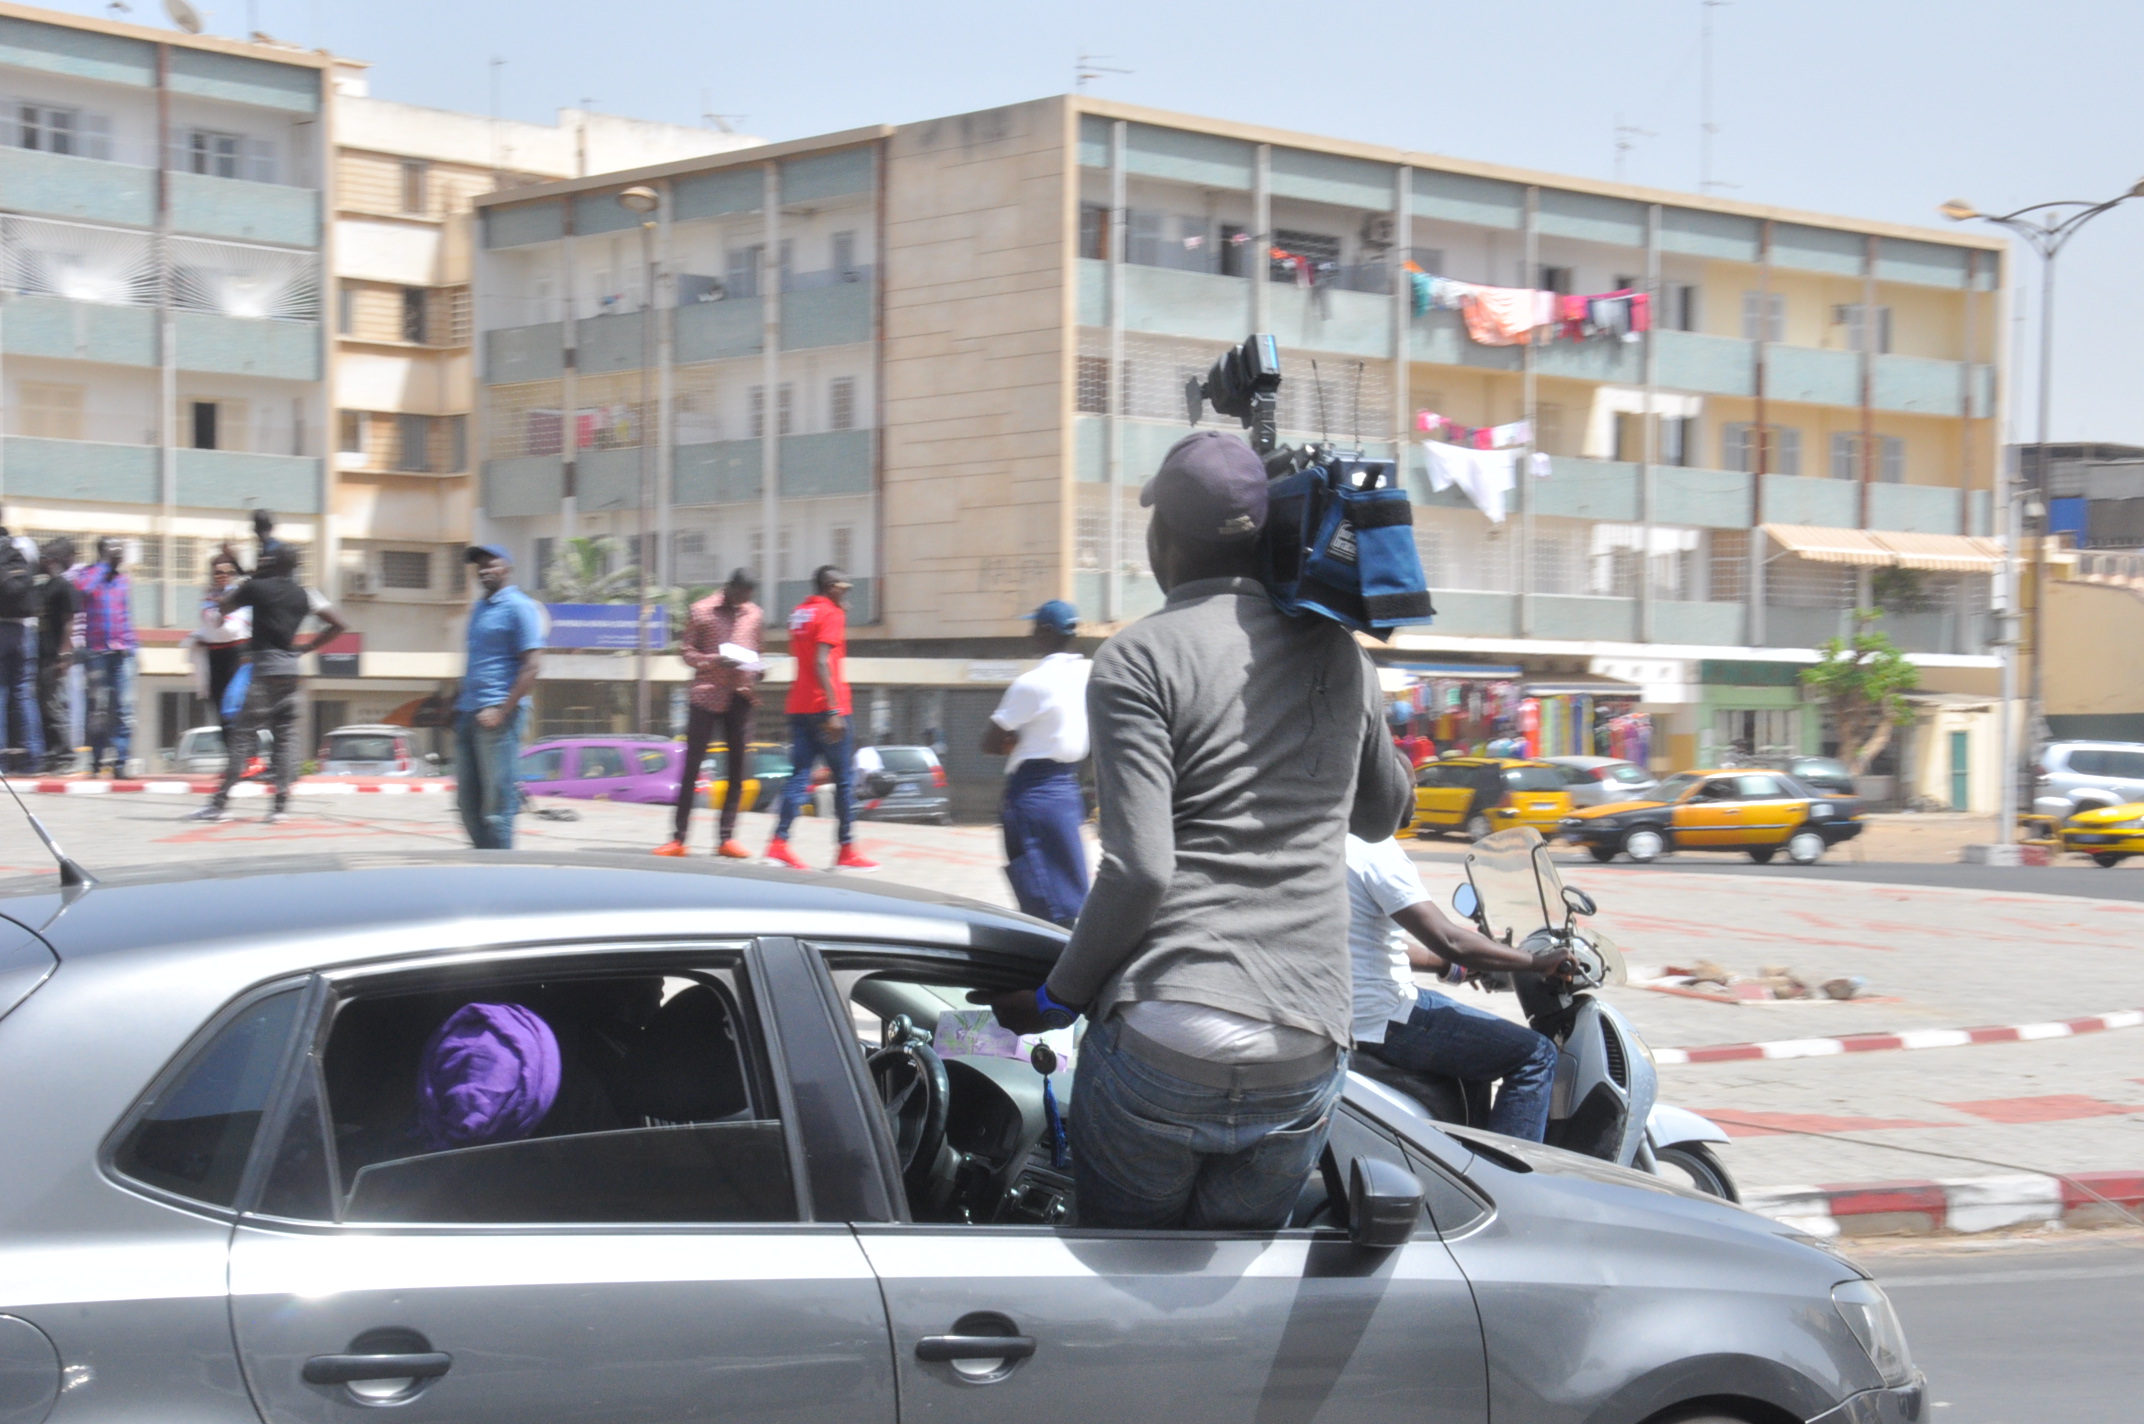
[1463,828,1559,939]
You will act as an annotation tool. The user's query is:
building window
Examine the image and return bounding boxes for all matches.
[832,230,857,277]
[380,550,432,590]
[336,285,354,335]
[191,400,219,451]
[1722,422,1801,477]
[1834,304,1893,354]
[395,414,432,472]
[1076,356,1109,415]
[1270,229,1339,284]
[1218,224,1249,277]
[725,245,762,300]
[337,410,365,455]
[401,287,428,344]
[1079,202,1108,261]
[17,382,83,440]
[748,386,793,439]
[188,130,242,179]
[1660,415,1696,467]
[1830,432,1905,482]
[533,537,555,592]
[828,377,857,432]
[1538,266,1574,296]
[1740,291,1786,343]
[12,103,108,158]
[399,159,429,215]
[830,526,854,571]
[1665,284,1699,332]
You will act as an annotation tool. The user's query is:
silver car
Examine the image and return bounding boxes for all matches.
[0,855,1922,1422]
[319,723,420,776]
[1543,755,1659,807]
[166,724,274,775]
[2035,740,2144,819]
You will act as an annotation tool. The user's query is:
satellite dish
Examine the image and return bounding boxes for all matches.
[164,0,203,34]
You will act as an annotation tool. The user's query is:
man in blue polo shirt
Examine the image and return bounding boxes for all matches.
[458,545,545,848]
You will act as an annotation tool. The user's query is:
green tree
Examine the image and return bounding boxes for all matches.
[1800,610,1920,776]
[540,536,641,603]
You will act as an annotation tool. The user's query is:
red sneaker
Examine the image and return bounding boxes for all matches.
[716,839,751,860]
[834,844,880,871]
[652,840,688,857]
[764,837,808,870]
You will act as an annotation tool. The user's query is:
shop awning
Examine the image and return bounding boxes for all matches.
[1521,677,1645,699]
[1762,524,2003,575]
[1390,662,1525,679]
[1761,524,1893,567]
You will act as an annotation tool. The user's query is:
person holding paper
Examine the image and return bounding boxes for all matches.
[656,567,764,858]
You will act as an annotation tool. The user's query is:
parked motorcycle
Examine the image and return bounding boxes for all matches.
[1349,827,1738,1200]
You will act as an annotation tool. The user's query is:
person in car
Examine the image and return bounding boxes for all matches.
[1344,835,1565,1140]
[416,1002,561,1151]
[983,431,1412,1231]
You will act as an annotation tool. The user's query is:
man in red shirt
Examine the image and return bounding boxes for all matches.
[765,565,877,871]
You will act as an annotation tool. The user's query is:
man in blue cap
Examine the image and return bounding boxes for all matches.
[983,598,1091,926]
[456,544,545,848]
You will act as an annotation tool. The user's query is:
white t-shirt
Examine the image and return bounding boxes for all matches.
[990,652,1091,771]
[1345,835,1431,1044]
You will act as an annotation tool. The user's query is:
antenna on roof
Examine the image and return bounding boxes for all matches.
[0,772,95,897]
[1075,53,1132,89]
[164,0,203,34]
[699,90,744,134]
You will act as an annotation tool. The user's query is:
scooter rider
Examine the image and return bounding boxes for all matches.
[1346,834,1567,1141]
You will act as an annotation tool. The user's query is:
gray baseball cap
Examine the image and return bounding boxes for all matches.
[1140,431,1268,543]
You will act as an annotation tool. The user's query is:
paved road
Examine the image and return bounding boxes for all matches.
[1870,1234,2144,1421]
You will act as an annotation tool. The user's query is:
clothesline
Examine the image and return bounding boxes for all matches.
[1403,262,1650,348]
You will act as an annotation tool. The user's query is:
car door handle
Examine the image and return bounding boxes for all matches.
[916,1335,1037,1362]
[302,1352,453,1385]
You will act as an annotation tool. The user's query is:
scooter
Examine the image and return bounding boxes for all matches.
[1349,828,1738,1200]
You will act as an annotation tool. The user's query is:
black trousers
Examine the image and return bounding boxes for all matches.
[214,674,301,809]
[673,698,755,842]
[35,657,66,768]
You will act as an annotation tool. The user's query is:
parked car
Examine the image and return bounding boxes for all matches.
[1560,768,1864,865]
[1411,757,1575,841]
[0,852,1924,1424]
[318,724,420,777]
[519,734,701,805]
[701,742,798,813]
[1542,755,1657,807]
[2055,799,2144,867]
[853,744,952,824]
[165,725,272,777]
[2034,740,2144,820]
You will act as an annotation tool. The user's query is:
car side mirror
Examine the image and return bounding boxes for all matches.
[1347,1156,1423,1250]
[1452,883,1480,920]
[1561,885,1596,918]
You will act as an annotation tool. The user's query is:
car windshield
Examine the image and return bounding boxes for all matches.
[328,735,397,761]
[1792,757,1849,779]
[873,748,934,774]
[1652,772,1704,802]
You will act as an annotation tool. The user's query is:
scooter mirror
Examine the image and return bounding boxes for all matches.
[1453,883,1480,920]
[1561,885,1597,918]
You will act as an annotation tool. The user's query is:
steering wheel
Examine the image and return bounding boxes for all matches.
[866,1037,950,1189]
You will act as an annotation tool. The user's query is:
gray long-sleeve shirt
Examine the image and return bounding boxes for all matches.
[1043,577,1413,1048]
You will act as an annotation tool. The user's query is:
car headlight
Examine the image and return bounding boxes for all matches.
[1832,1280,1914,1387]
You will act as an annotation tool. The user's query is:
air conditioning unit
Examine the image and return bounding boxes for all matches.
[345,570,374,599]
[1360,214,1396,248]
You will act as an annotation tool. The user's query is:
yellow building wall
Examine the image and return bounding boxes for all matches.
[2044,580,2144,717]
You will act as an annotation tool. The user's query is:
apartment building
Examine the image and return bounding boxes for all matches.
[473,97,2009,801]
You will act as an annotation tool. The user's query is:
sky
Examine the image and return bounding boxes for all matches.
[57,0,2144,445]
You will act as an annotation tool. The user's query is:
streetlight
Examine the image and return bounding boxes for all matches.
[618,184,660,735]
[1943,180,2144,842]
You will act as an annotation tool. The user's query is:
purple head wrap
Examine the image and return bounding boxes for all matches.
[415,1003,561,1151]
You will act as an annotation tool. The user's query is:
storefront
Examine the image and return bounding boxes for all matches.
[1381,663,1648,762]
[1519,677,1648,761]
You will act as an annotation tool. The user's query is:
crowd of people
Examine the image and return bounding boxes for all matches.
[0,529,155,779]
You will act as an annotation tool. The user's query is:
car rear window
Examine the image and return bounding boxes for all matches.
[520,747,565,781]
[873,748,935,775]
[2104,751,2144,780]
[752,750,794,779]
[637,749,670,774]
[1503,766,1564,793]
[328,735,397,761]
[112,989,304,1209]
[1606,763,1651,783]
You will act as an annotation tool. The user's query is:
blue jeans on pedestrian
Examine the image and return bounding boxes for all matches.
[1368,987,1559,1141]
[82,649,132,773]
[1068,1013,1347,1231]
[455,705,528,849]
[0,623,42,771]
[774,712,854,844]
[1001,760,1088,926]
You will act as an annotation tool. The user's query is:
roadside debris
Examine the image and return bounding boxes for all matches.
[1632,964,1879,1004]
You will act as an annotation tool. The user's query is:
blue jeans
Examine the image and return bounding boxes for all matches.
[774,712,854,844]
[1369,987,1558,1142]
[455,705,528,849]
[1001,760,1088,926]
[0,623,42,770]
[82,649,133,772]
[1068,1014,1346,1231]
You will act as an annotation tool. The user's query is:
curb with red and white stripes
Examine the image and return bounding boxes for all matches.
[3,778,452,796]
[1653,1008,2144,1065]
[1745,1171,2144,1238]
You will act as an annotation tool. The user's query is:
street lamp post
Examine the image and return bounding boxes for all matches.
[1942,181,2144,841]
[618,185,661,735]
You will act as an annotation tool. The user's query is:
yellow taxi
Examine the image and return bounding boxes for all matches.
[2057,801,2144,867]
[701,742,797,813]
[1558,768,1863,865]
[1411,757,1576,841]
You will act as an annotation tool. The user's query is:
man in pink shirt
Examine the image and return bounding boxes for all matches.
[656,568,763,858]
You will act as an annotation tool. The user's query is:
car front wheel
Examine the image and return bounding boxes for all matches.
[1622,828,1667,863]
[1747,847,1775,864]
[1786,829,1826,865]
[1587,844,1617,863]
[2091,852,2128,868]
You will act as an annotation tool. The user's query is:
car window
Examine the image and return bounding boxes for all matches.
[1607,763,1650,784]
[1415,765,1448,789]
[636,749,670,774]
[580,746,629,780]
[2107,751,2144,781]
[520,747,565,782]
[2068,750,2106,777]
[752,750,794,779]
[112,988,304,1210]
[1552,765,1592,786]
[328,735,398,761]
[701,751,729,780]
[1734,774,1786,798]
[1503,766,1564,793]
[1653,772,1702,801]
[258,959,795,1225]
[874,748,934,775]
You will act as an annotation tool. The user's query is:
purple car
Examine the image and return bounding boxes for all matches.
[518,735,705,805]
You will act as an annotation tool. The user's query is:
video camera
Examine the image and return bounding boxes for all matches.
[1184,334,1434,633]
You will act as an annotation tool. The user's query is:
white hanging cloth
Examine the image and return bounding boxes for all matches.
[1422,442,1520,524]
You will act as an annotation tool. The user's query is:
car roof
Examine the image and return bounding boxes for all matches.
[0,854,1064,976]
[1439,757,1552,768]
[325,724,405,736]
[1541,756,1632,768]
[2047,741,2144,752]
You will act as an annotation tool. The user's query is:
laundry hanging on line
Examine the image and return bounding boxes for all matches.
[1416,412,1532,450]
[1420,442,1552,523]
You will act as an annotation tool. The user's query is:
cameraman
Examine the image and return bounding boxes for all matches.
[984,431,1412,1230]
